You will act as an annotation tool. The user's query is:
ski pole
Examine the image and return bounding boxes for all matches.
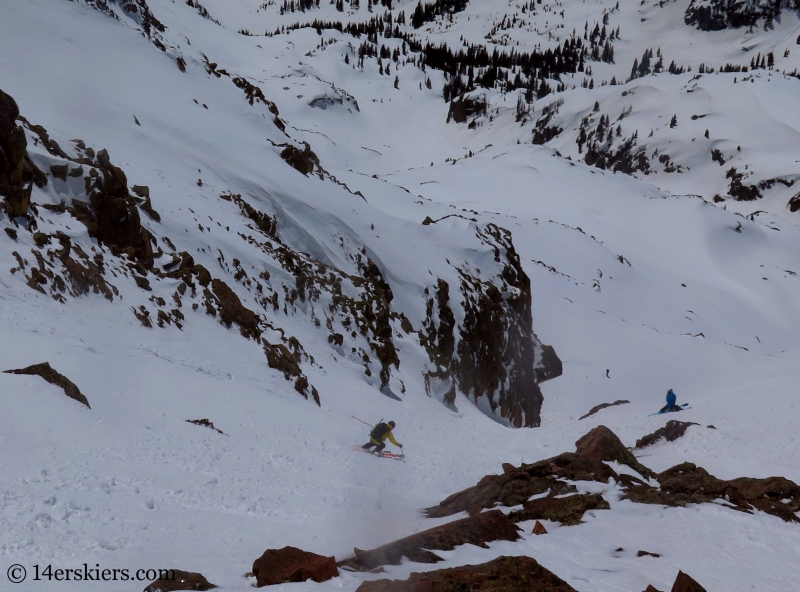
[351,415,372,427]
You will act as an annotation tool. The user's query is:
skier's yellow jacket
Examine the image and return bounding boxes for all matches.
[370,424,402,447]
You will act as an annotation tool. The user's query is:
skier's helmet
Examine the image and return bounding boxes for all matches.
[388,421,396,428]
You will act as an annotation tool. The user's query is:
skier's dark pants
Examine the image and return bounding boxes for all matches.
[362,441,386,454]
[659,404,682,413]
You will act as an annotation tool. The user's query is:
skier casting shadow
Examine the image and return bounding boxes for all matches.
[362,420,403,456]
[660,389,682,413]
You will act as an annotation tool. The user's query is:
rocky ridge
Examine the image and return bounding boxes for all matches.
[1,86,559,423]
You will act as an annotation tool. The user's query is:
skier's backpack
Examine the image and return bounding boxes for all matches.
[370,422,390,441]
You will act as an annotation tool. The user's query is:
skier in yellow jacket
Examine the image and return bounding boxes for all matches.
[361,420,403,455]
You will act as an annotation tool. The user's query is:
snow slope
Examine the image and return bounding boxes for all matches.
[1,0,800,590]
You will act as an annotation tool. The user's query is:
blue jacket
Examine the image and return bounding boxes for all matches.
[666,389,676,407]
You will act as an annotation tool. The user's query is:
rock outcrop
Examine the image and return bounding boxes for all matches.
[83,148,155,267]
[427,426,800,526]
[18,114,157,270]
[251,546,338,587]
[339,510,521,571]
[623,462,800,522]
[185,419,224,434]
[446,93,487,124]
[671,570,707,592]
[635,420,700,449]
[3,95,559,427]
[280,143,320,176]
[82,0,166,44]
[355,555,578,592]
[425,451,615,518]
[509,492,610,525]
[4,362,90,408]
[0,89,46,218]
[422,224,561,428]
[579,399,630,420]
[575,425,655,478]
[685,0,798,31]
[142,569,216,591]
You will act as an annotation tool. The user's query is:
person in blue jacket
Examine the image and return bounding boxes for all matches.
[659,389,682,413]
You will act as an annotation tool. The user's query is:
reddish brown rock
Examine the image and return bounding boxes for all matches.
[425,452,615,518]
[623,462,800,523]
[643,586,664,592]
[210,278,261,339]
[532,520,548,535]
[637,550,660,558]
[252,546,338,587]
[635,420,700,449]
[727,476,800,522]
[142,570,216,591]
[339,510,520,571]
[509,493,609,526]
[355,555,577,591]
[671,570,707,592]
[575,425,654,478]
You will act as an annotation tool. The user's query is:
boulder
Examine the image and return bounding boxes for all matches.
[635,420,700,449]
[509,493,609,526]
[142,570,216,591]
[532,520,548,535]
[339,510,520,571]
[575,425,655,478]
[671,570,707,592]
[252,546,338,587]
[355,555,577,591]
[789,193,800,213]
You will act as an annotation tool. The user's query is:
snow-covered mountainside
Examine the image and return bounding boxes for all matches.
[1,0,799,590]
